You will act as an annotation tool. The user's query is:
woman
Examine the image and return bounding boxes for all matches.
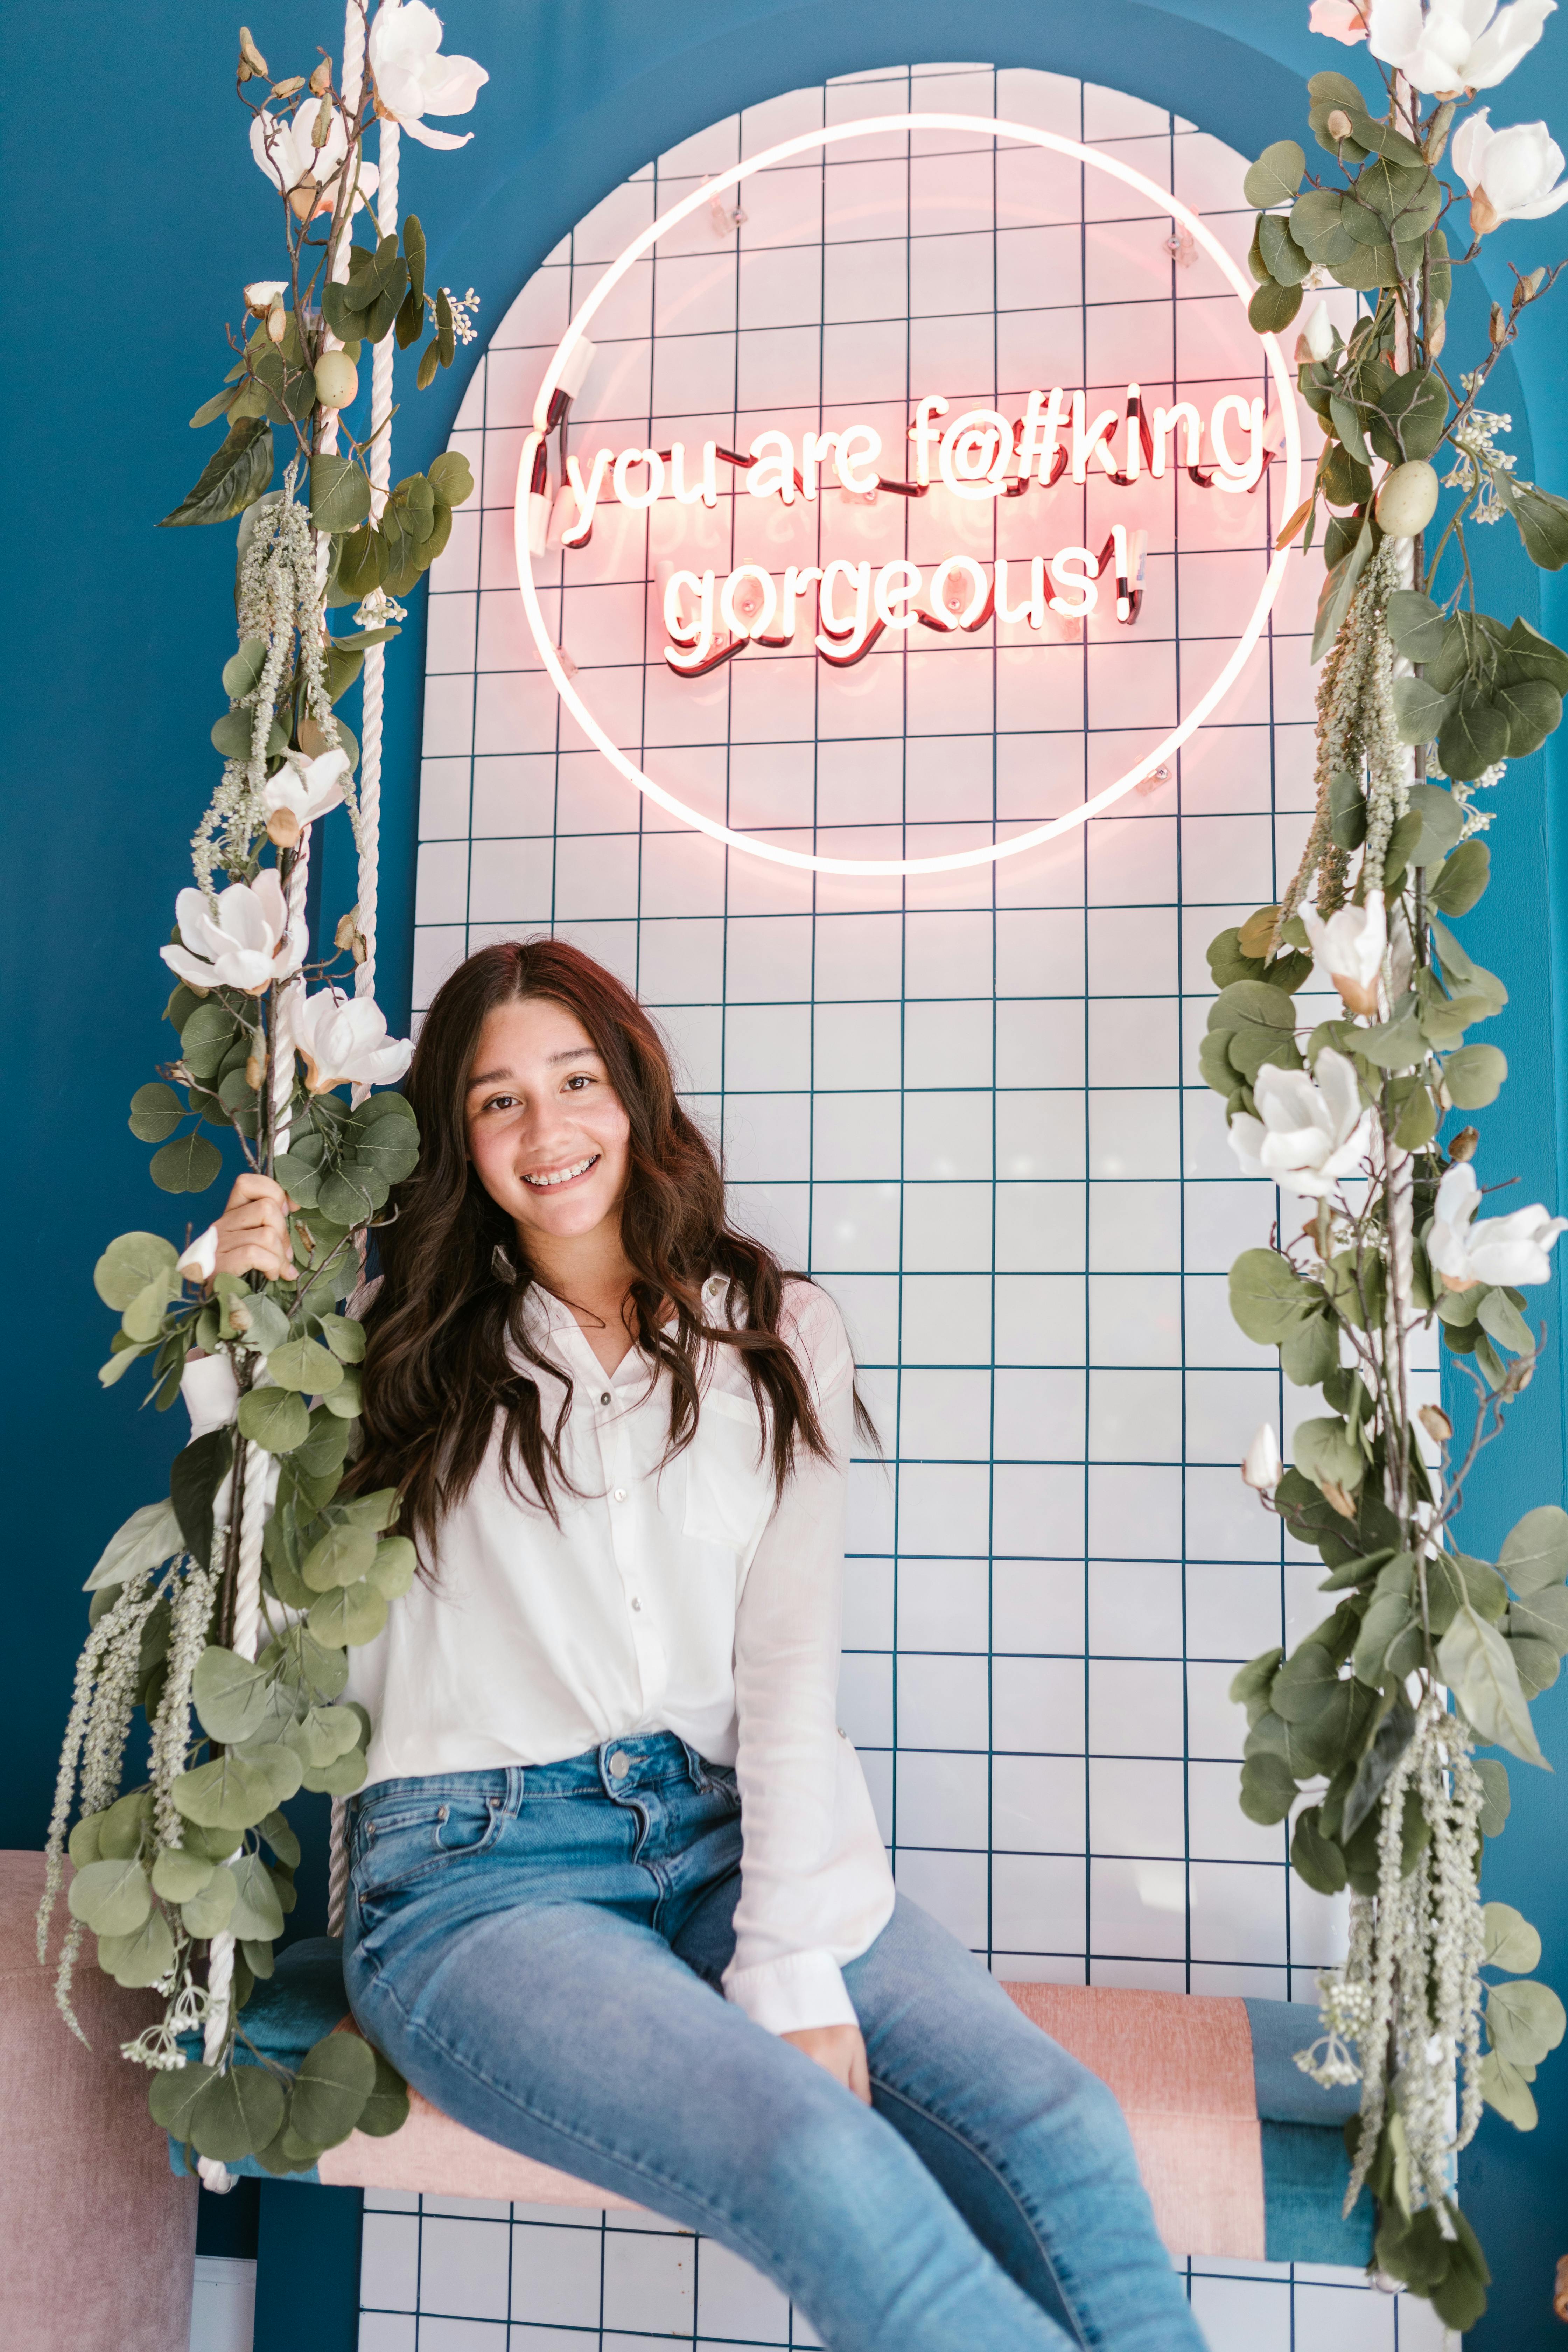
[208,938,1204,2352]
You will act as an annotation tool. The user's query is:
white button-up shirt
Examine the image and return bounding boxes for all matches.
[190,1276,894,2036]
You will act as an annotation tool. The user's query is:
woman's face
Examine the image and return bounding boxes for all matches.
[465,995,632,1252]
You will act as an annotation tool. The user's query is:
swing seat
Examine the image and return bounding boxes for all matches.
[167,1937,1372,2267]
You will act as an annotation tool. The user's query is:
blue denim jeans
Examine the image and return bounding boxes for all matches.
[344,1732,1205,2352]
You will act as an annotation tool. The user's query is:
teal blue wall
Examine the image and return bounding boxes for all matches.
[4,4,1563,2341]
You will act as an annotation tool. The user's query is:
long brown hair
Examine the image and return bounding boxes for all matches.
[352,937,858,1558]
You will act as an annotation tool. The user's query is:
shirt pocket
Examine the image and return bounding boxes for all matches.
[682,1387,774,1559]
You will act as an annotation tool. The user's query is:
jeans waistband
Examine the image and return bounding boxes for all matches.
[348,1730,718,1824]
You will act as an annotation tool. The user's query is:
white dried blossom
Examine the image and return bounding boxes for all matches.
[1444,373,1518,524]
[354,587,408,629]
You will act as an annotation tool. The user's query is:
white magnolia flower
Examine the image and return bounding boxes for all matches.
[1428,1161,1568,1287]
[262,747,350,847]
[243,280,289,314]
[1301,895,1387,1018]
[1310,0,1371,38]
[1368,0,1556,94]
[1298,300,1337,361]
[162,871,307,996]
[1228,1049,1374,1197]
[1451,108,1568,229]
[1242,1422,1284,1493]
[177,1225,220,1283]
[250,100,379,216]
[368,0,489,149]
[294,986,413,1094]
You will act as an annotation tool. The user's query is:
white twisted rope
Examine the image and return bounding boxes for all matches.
[198,844,311,2185]
[355,112,399,1009]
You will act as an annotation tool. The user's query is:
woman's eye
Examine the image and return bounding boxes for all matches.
[483,1093,519,1113]
[562,1072,593,1092]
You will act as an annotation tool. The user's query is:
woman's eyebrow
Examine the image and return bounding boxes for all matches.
[466,1046,603,1089]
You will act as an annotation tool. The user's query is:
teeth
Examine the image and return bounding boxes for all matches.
[524,1155,596,1189]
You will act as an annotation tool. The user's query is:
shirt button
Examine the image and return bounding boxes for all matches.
[608,1750,630,1779]
[600,1392,611,1406]
[631,1597,642,1612]
[613,1486,627,1502]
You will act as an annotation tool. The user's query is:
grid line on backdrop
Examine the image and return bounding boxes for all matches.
[385,59,1444,2352]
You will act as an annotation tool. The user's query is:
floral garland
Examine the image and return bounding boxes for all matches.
[38,1,487,2180]
[1220,0,1568,2325]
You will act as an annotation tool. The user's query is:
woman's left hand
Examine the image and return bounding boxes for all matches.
[781,2023,871,2104]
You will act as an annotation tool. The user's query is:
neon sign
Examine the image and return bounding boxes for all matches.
[512,112,1302,879]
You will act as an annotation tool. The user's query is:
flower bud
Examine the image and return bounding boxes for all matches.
[311,94,335,148]
[267,806,303,847]
[287,176,321,222]
[266,300,288,344]
[245,1046,266,1092]
[238,26,269,77]
[1418,1404,1454,1445]
[1449,1126,1480,1162]
[310,57,334,95]
[1241,1423,1282,1495]
[1320,1479,1359,1521]
[1326,108,1354,140]
[1490,299,1508,346]
[335,906,369,964]
[272,75,306,98]
[1473,190,1503,239]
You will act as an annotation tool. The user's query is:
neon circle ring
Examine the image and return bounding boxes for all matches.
[513,111,1303,880]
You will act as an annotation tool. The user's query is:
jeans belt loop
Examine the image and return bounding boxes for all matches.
[504,1764,525,1818]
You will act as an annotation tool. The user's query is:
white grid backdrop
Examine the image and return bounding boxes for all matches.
[371,60,1443,2352]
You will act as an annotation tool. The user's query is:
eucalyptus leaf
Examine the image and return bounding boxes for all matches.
[1499,474,1568,570]
[1391,676,1456,748]
[1342,1693,1416,1842]
[259,1809,302,1868]
[1510,1583,1568,1654]
[266,1337,344,1395]
[173,1752,282,1834]
[1245,139,1306,208]
[310,453,373,534]
[67,1857,153,1936]
[129,1082,186,1145]
[1481,1900,1542,1975]
[237,1385,312,1456]
[180,1866,238,1939]
[1404,783,1465,867]
[94,1231,178,1311]
[151,1131,224,1194]
[1293,1417,1364,1495]
[307,1580,389,1648]
[1499,1504,1568,1595]
[1385,589,1448,663]
[1230,1249,1314,1344]
[301,1744,369,1796]
[99,1907,176,1987]
[1239,1751,1298,1824]
[189,2064,287,2162]
[1444,1043,1506,1108]
[192,1646,293,1745]
[1486,1978,1567,2067]
[1476,1756,1511,1837]
[83,1498,184,1593]
[317,1313,367,1363]
[1279,1308,1340,1388]
[367,1535,417,1599]
[357,2047,412,2137]
[1477,1286,1535,1356]
[1430,839,1490,916]
[1291,1805,1348,1895]
[301,1523,378,1592]
[1248,280,1302,334]
[292,2031,377,2149]
[1437,1602,1547,1765]
[1479,2047,1539,2130]
[150,2061,218,2141]
[150,1847,216,1904]
[229,1851,286,1941]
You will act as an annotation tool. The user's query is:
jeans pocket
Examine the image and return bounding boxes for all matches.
[353,1794,504,1904]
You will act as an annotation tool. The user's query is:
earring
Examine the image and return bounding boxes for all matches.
[492,1241,517,1284]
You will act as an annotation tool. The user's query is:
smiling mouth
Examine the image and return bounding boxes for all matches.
[522,1153,601,1191]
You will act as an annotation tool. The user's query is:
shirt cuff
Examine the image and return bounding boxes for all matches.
[722,1948,859,2037]
[182,1352,240,1441]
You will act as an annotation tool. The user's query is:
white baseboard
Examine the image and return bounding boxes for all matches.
[190,2255,257,2352]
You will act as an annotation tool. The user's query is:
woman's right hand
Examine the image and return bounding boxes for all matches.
[212,1171,297,1282]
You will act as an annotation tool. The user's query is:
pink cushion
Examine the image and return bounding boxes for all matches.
[2,1851,198,2352]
